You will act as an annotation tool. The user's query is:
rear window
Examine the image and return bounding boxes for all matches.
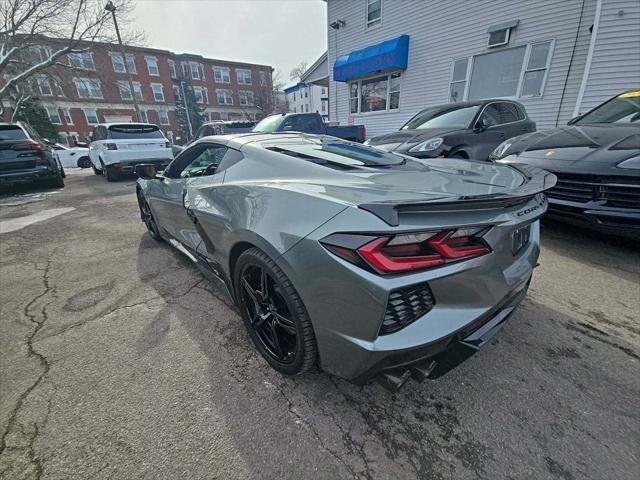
[265,138,404,168]
[107,124,164,139]
[0,125,28,141]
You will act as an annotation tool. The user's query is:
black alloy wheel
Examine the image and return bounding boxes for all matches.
[138,192,163,241]
[235,248,317,375]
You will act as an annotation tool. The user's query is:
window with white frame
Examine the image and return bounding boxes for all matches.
[456,41,553,101]
[181,62,189,78]
[190,62,202,80]
[35,76,52,96]
[46,107,61,124]
[74,78,102,99]
[62,108,73,124]
[68,51,94,70]
[236,69,252,85]
[158,110,170,125]
[146,56,159,76]
[193,86,208,104]
[259,71,269,87]
[219,112,229,121]
[449,58,469,102]
[217,89,233,105]
[213,66,230,83]
[83,108,99,124]
[139,110,149,123]
[520,41,553,97]
[118,81,143,101]
[239,91,254,106]
[110,52,136,73]
[349,72,400,114]
[151,83,165,102]
[366,0,382,28]
[168,60,177,79]
[27,46,52,64]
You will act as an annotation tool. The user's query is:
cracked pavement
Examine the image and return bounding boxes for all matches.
[0,171,638,479]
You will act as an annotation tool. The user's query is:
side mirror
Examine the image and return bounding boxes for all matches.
[567,115,581,125]
[135,163,160,180]
[474,118,489,132]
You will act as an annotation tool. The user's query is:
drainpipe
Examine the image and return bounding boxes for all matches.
[574,0,602,117]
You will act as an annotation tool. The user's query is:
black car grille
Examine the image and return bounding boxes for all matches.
[381,281,435,335]
[547,174,640,210]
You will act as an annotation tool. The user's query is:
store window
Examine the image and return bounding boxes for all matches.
[349,72,400,114]
[521,41,552,97]
[449,59,469,102]
[366,0,382,29]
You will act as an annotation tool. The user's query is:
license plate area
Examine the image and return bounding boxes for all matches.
[511,223,531,255]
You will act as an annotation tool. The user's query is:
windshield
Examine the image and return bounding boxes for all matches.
[575,92,640,125]
[253,115,284,133]
[0,125,27,141]
[266,138,404,167]
[401,105,480,130]
[107,124,164,139]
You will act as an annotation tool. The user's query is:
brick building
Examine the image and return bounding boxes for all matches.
[1,40,274,145]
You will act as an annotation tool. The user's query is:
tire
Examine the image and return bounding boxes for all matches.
[78,157,91,169]
[49,173,65,188]
[58,161,66,178]
[450,151,467,159]
[137,191,163,242]
[234,248,317,375]
[104,164,119,182]
[92,162,102,175]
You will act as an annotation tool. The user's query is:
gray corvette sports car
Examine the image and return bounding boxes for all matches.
[135,133,556,390]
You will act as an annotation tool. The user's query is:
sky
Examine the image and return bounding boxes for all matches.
[131,0,328,88]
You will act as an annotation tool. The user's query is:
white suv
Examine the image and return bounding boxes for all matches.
[88,123,174,181]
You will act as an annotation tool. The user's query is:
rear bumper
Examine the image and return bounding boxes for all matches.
[110,158,171,174]
[102,150,173,167]
[0,167,59,185]
[546,197,640,238]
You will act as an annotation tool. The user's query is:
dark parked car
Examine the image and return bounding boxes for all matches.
[253,113,367,143]
[194,120,257,140]
[0,122,64,189]
[367,100,535,160]
[492,90,640,238]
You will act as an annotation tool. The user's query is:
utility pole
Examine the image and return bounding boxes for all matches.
[180,80,193,138]
[105,0,140,122]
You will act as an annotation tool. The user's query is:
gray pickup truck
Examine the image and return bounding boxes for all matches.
[252,113,366,143]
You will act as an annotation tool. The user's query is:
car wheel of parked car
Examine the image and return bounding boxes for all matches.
[235,248,317,375]
[137,192,163,241]
[78,157,91,169]
[92,163,102,175]
[57,160,66,178]
[450,151,468,159]
[49,173,65,189]
[104,165,118,182]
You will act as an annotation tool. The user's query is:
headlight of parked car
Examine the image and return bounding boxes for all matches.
[617,155,640,170]
[491,139,514,160]
[408,137,443,153]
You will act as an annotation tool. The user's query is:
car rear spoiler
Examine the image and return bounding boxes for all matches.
[359,165,557,226]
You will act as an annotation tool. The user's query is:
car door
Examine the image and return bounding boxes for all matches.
[472,103,523,160]
[303,114,324,135]
[146,142,227,250]
[88,126,102,168]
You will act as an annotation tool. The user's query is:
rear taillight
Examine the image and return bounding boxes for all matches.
[12,141,43,151]
[321,228,491,275]
[105,143,118,150]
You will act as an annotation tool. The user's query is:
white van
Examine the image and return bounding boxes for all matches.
[88,123,174,181]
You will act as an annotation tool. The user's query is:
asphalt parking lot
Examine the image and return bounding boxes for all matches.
[0,170,638,480]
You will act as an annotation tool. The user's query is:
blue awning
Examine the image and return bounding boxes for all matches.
[333,35,409,82]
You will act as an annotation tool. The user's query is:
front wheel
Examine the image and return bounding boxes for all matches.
[235,248,317,375]
[104,165,119,182]
[92,162,102,175]
[138,192,163,241]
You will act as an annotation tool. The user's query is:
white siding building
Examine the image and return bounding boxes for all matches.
[327,0,640,138]
[284,82,330,119]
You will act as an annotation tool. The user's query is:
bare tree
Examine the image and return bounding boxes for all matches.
[289,61,308,82]
[0,0,138,116]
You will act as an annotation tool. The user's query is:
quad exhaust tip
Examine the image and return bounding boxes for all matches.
[376,360,437,392]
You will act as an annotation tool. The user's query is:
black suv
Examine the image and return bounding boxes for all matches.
[367,100,536,161]
[0,122,64,189]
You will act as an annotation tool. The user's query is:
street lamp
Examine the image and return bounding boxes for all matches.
[105,0,141,122]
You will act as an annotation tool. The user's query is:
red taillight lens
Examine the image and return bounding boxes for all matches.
[12,141,43,151]
[105,142,118,150]
[321,228,491,275]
